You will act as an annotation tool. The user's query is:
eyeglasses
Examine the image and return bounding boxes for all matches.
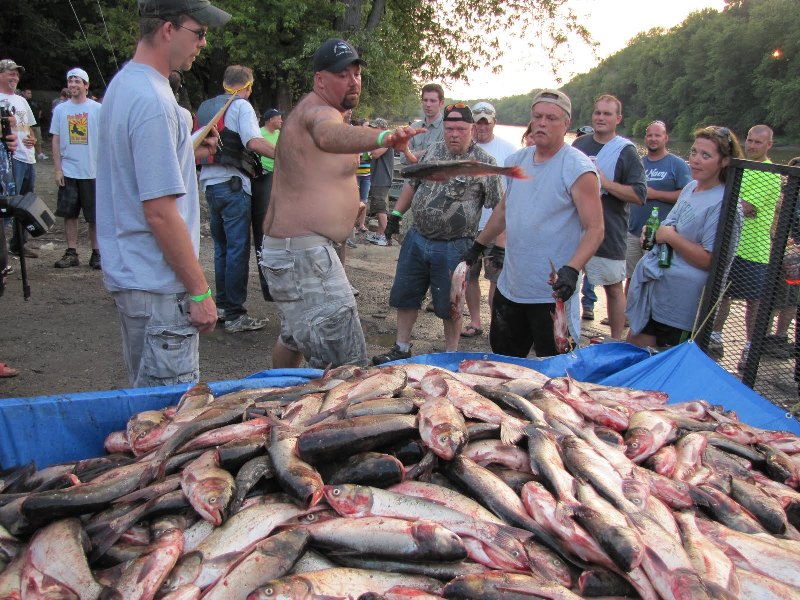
[173,22,207,40]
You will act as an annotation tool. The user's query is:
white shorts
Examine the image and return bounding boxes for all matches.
[625,232,645,279]
[585,255,626,286]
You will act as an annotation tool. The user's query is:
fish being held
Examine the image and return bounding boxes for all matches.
[400,160,528,182]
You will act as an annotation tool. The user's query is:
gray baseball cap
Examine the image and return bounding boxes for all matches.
[138,0,231,27]
[531,89,571,119]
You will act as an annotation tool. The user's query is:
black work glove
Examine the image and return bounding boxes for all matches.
[461,241,487,267]
[552,265,579,301]
[385,213,402,239]
[488,245,505,270]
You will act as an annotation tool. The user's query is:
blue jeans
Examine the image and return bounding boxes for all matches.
[389,227,471,320]
[582,274,597,311]
[205,179,252,321]
[358,176,371,202]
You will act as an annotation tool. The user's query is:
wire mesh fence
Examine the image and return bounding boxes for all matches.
[696,158,800,412]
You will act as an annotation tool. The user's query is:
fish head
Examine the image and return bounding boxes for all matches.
[621,478,650,510]
[428,423,467,461]
[411,521,467,561]
[189,478,234,525]
[480,537,529,572]
[159,551,202,595]
[247,577,314,600]
[322,484,373,517]
[624,428,654,461]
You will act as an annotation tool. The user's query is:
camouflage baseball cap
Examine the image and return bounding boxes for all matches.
[0,59,25,74]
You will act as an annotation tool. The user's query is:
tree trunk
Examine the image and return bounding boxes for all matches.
[335,0,363,34]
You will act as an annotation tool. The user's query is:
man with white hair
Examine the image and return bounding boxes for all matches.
[50,67,103,269]
[463,90,603,357]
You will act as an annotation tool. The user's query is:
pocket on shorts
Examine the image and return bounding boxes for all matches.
[308,304,365,369]
[141,325,198,385]
[262,255,301,302]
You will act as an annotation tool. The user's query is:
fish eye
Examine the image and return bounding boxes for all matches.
[209,497,217,504]
[331,488,341,496]
[439,434,448,443]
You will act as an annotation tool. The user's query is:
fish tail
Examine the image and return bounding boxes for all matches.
[500,419,526,445]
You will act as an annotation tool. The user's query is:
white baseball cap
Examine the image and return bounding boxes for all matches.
[471,101,496,123]
[67,68,89,84]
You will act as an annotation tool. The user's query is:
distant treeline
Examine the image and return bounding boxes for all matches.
[460,0,799,142]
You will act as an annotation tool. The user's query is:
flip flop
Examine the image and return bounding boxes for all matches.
[461,325,484,338]
[0,363,19,378]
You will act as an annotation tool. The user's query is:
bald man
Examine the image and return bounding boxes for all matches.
[710,124,782,371]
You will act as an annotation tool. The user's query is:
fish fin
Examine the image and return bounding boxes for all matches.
[500,419,525,445]
[505,165,529,180]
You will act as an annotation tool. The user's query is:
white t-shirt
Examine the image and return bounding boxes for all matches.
[198,98,262,196]
[49,98,102,179]
[0,92,36,164]
[96,61,199,294]
[477,135,517,229]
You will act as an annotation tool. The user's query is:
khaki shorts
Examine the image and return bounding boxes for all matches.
[625,232,644,279]
[112,289,199,388]
[585,255,626,286]
[368,185,390,215]
[261,236,367,368]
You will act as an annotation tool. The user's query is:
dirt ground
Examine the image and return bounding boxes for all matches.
[0,158,615,399]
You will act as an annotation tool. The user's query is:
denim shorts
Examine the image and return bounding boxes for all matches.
[726,256,768,300]
[261,237,367,368]
[112,289,199,388]
[389,227,472,320]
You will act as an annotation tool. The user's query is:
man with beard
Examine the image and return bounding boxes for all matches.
[261,38,419,369]
[96,0,229,387]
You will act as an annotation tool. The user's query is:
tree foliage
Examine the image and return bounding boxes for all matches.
[1,0,592,122]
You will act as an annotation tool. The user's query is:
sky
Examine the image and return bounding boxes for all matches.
[448,0,727,100]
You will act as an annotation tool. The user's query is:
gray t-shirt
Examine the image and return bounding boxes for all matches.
[629,153,691,234]
[498,144,596,304]
[96,61,200,294]
[49,98,102,179]
[639,180,740,331]
[572,135,647,260]
[370,148,394,187]
[403,114,444,165]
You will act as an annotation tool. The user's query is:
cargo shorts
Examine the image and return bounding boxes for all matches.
[260,236,367,368]
[111,289,199,388]
[55,177,97,222]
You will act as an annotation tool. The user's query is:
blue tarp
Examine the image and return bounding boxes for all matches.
[1,342,796,469]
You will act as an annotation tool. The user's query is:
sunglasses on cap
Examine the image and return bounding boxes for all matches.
[445,103,468,111]
[703,125,733,149]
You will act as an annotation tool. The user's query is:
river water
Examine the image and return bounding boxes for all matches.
[492,124,800,164]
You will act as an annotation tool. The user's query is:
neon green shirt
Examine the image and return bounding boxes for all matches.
[737,160,781,264]
[259,127,280,172]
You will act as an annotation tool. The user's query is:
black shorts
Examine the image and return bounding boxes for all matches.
[55,177,96,222]
[488,288,559,358]
[726,256,768,300]
[639,318,691,348]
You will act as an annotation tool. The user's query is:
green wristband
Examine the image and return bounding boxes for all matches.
[391,209,403,218]
[190,287,212,302]
[377,130,390,147]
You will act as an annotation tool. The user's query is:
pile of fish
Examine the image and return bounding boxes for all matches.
[2,360,800,599]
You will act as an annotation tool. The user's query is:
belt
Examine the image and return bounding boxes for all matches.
[262,234,333,250]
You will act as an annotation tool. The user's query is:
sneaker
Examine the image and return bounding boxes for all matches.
[10,245,38,258]
[366,233,388,246]
[224,314,267,333]
[346,239,358,249]
[54,249,79,268]
[37,153,48,160]
[737,346,750,372]
[582,309,594,321]
[706,339,724,360]
[372,343,412,365]
[89,250,101,270]
[350,285,360,297]
[216,308,226,322]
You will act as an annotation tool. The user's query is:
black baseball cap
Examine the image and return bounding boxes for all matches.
[313,39,365,73]
[138,0,231,27]
[443,103,474,124]
[262,108,282,121]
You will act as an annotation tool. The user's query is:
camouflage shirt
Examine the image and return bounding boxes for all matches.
[410,141,504,240]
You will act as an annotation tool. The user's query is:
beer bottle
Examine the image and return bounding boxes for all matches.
[642,206,659,251]
[657,243,673,268]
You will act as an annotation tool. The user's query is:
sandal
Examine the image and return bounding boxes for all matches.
[0,362,19,378]
[461,324,484,338]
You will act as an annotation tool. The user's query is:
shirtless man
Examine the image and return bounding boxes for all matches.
[261,38,419,369]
